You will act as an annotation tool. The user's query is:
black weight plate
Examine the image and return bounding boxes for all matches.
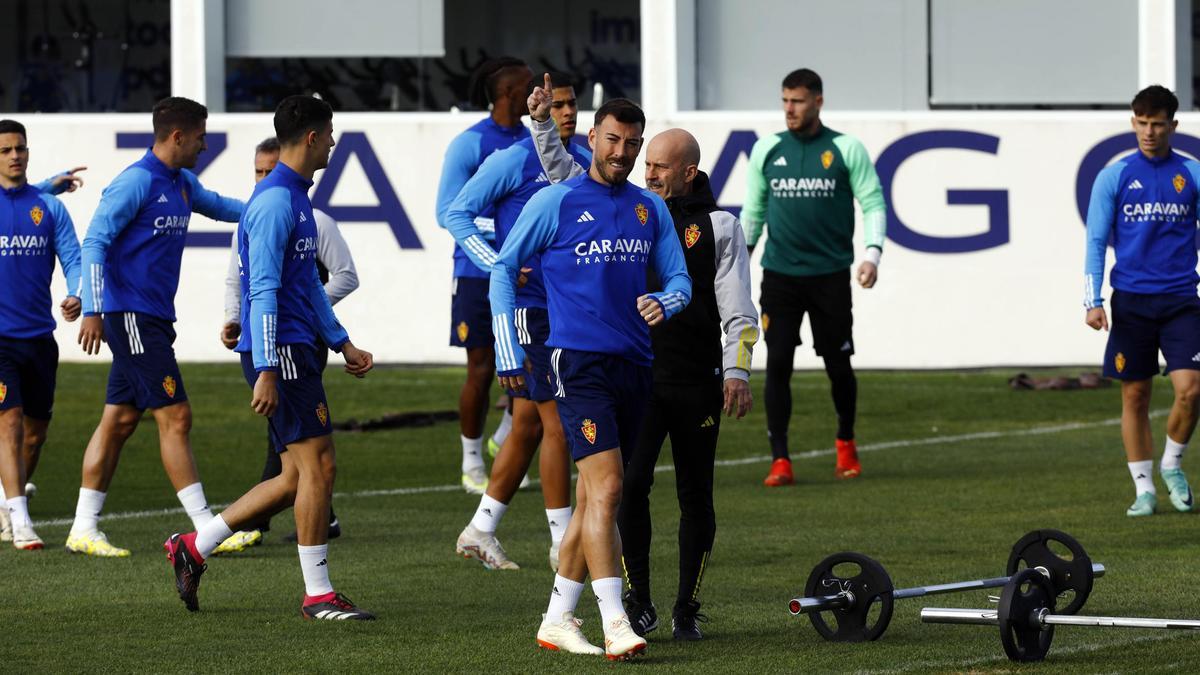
[998,568,1055,662]
[803,552,895,642]
[1006,529,1094,614]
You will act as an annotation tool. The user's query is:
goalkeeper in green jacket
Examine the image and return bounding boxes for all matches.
[742,68,887,487]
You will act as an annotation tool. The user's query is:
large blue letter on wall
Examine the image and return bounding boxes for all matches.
[310,131,422,249]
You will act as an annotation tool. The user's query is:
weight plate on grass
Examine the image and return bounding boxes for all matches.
[997,568,1055,662]
[803,552,895,642]
[1006,529,1093,614]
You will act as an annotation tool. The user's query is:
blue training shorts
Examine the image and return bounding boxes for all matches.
[105,312,187,410]
[241,343,333,452]
[513,307,554,403]
[550,347,652,462]
[449,277,495,349]
[0,336,59,419]
[1104,289,1200,380]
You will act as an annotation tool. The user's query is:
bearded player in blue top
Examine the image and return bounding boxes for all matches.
[490,98,691,660]
[1085,85,1200,518]
[68,97,246,558]
[164,95,376,620]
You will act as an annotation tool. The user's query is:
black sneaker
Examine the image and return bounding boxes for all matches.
[301,592,376,621]
[163,533,206,612]
[622,588,658,636]
[672,602,708,641]
[283,518,341,543]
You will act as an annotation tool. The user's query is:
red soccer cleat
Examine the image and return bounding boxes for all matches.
[835,439,861,480]
[763,458,794,487]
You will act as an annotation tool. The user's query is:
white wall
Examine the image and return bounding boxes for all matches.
[21,110,1175,369]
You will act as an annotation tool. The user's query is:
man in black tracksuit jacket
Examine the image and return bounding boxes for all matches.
[529,117,759,641]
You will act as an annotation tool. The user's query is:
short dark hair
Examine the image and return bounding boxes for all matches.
[547,71,575,90]
[594,98,645,130]
[152,97,208,141]
[273,95,333,146]
[255,136,281,155]
[468,56,527,107]
[1132,85,1179,119]
[782,68,823,94]
[0,119,27,139]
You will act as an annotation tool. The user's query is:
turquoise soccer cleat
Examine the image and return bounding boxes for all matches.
[1125,491,1158,517]
[1160,468,1194,512]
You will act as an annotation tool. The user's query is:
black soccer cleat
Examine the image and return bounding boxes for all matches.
[672,601,709,641]
[163,533,206,612]
[622,588,658,636]
[301,593,376,621]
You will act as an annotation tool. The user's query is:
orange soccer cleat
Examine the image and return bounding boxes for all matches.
[763,458,794,487]
[835,439,861,479]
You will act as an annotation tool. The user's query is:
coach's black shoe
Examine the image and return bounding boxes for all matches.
[163,533,206,612]
[672,601,708,641]
[622,588,658,636]
[301,592,376,621]
[284,517,341,543]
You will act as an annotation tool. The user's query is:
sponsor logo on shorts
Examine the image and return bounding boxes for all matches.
[684,224,701,248]
[821,150,834,170]
[29,205,43,226]
[581,418,597,444]
[635,202,648,226]
[162,375,177,398]
[1115,352,1126,373]
[0,381,6,404]
[457,321,469,343]
[1174,173,1187,194]
[316,401,329,426]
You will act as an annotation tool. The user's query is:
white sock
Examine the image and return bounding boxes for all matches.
[0,482,6,500]
[1162,437,1187,471]
[470,494,507,534]
[461,435,485,472]
[6,496,30,529]
[176,482,214,530]
[491,409,513,446]
[1129,460,1156,496]
[195,513,234,559]
[592,576,627,625]
[546,507,572,545]
[298,544,334,597]
[545,574,585,620]
[70,488,107,536]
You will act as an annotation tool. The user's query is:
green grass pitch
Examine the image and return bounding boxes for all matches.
[5,364,1200,672]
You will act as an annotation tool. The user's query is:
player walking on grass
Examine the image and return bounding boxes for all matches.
[1084,85,1199,517]
[68,97,246,557]
[221,136,359,548]
[164,95,377,620]
[491,98,691,660]
[0,119,83,550]
[529,99,759,639]
[437,57,533,495]
[448,73,590,572]
[742,68,887,486]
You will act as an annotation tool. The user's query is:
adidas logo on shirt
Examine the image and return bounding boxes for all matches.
[577,211,595,222]
[773,156,788,167]
[840,340,853,352]
[1128,179,1144,190]
[299,212,308,223]
[157,194,169,203]
[535,172,549,183]
[1192,352,1200,362]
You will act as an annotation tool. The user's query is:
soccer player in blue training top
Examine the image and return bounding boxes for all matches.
[69,97,245,557]
[1085,84,1200,517]
[436,57,533,495]
[0,119,83,550]
[448,72,590,572]
[491,98,691,660]
[164,95,377,620]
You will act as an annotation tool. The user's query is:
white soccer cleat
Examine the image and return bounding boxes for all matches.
[603,615,647,661]
[12,523,44,550]
[549,540,560,572]
[0,507,11,542]
[537,612,604,655]
[461,467,488,495]
[455,524,519,570]
[65,530,131,557]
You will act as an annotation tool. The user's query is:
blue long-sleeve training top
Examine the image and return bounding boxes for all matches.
[0,183,82,338]
[80,149,243,321]
[1085,149,1200,308]
[436,117,527,279]
[489,172,692,372]
[235,162,349,372]
[444,137,591,308]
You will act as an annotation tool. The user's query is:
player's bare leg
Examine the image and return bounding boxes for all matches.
[65,404,142,556]
[152,401,201,491]
[21,416,48,480]
[1160,370,1200,512]
[536,475,602,655]
[459,345,495,493]
[1121,378,1158,516]
[0,407,40,548]
[537,399,572,570]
